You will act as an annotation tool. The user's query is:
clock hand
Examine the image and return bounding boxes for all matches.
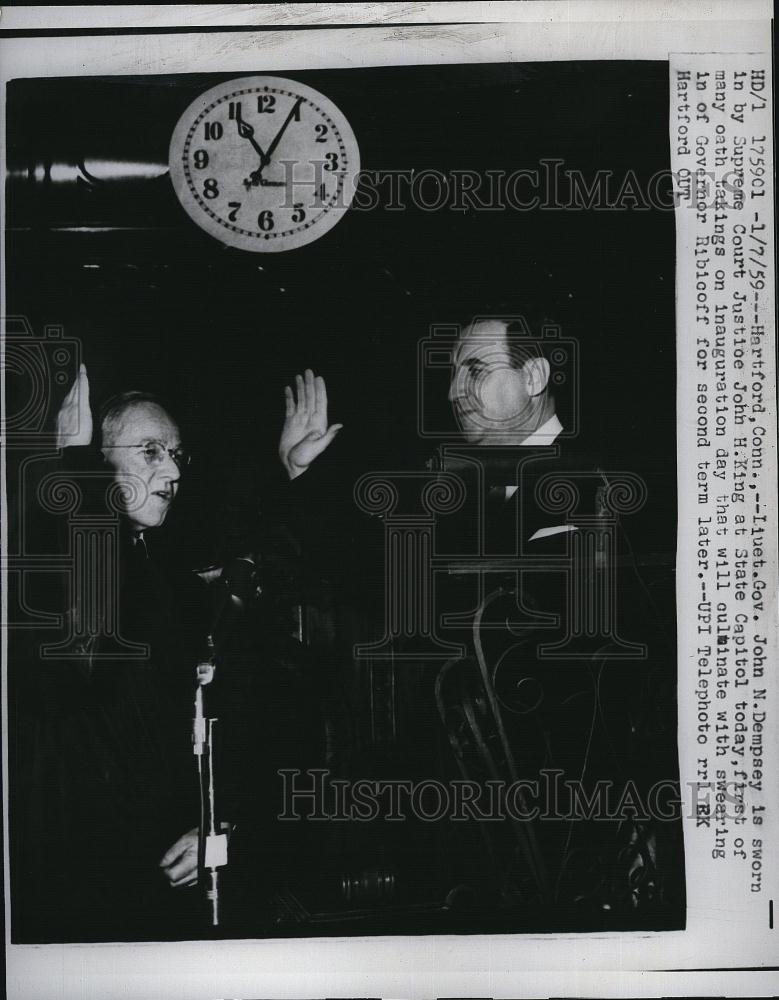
[244,99,302,188]
[264,98,304,164]
[235,113,268,167]
[237,114,272,188]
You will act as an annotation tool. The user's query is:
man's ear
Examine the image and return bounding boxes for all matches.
[523,357,550,397]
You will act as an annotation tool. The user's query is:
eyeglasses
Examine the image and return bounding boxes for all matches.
[106,440,191,469]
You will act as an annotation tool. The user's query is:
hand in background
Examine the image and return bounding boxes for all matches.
[279,369,342,480]
[55,363,93,447]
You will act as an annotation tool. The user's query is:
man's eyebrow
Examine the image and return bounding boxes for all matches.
[139,436,182,448]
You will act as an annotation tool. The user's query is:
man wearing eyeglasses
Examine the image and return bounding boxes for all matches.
[9,369,208,941]
[15,363,338,942]
[94,389,188,532]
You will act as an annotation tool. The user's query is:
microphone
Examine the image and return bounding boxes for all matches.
[210,554,259,639]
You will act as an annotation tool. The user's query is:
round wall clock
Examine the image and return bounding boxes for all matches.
[169,75,360,252]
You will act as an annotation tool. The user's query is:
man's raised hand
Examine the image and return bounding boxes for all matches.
[55,363,93,447]
[279,369,342,480]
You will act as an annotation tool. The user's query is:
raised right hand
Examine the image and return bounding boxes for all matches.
[55,363,93,447]
[278,369,342,480]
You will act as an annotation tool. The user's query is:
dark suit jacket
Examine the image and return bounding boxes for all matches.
[431,438,684,921]
[12,446,214,940]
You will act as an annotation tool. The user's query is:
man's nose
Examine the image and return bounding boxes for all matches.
[158,451,182,482]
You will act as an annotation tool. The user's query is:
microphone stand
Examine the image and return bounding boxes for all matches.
[191,556,258,928]
[193,633,228,927]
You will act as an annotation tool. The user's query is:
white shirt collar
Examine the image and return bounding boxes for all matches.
[505,414,562,499]
[519,412,563,447]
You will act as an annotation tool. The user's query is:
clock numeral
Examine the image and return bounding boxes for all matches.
[257,209,275,231]
[291,203,306,223]
[324,152,339,172]
[257,94,276,114]
[291,101,302,122]
[315,181,327,203]
[203,178,219,200]
[314,123,329,143]
[193,149,209,170]
[204,121,223,141]
[228,101,242,120]
[227,202,241,222]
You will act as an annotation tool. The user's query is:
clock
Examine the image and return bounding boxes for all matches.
[169,75,360,252]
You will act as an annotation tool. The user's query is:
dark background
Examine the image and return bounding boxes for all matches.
[6,59,682,938]
[6,60,676,566]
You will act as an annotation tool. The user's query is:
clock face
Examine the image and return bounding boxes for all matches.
[169,76,360,252]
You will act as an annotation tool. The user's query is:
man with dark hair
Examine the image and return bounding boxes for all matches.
[433,313,683,927]
[448,316,560,447]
